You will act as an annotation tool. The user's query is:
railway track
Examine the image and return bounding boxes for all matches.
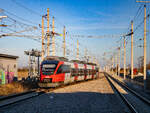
[0,89,45,108]
[105,73,150,113]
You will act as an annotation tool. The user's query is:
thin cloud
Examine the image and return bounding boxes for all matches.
[68,23,127,31]
[95,11,112,17]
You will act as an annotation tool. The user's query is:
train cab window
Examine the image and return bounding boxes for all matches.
[42,64,57,75]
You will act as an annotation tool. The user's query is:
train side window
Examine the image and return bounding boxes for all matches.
[79,69,82,76]
[62,65,71,73]
[92,70,94,75]
[87,69,89,75]
[71,68,75,76]
[96,68,99,72]
[84,69,87,75]
[94,70,96,74]
[75,69,78,76]
[91,70,93,75]
[71,68,78,76]
[57,65,63,74]
[90,70,92,75]
[81,69,84,76]
[78,69,81,76]
[57,64,71,74]
[71,68,73,76]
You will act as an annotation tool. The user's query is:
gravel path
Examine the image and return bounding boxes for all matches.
[0,73,128,113]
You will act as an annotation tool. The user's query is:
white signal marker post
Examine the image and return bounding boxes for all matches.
[113,55,115,75]
[143,5,147,88]
[124,37,126,79]
[85,48,87,62]
[115,54,117,75]
[131,21,134,79]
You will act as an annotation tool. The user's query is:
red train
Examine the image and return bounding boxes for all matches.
[38,56,99,87]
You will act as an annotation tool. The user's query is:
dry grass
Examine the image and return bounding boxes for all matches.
[18,70,28,80]
[0,70,39,96]
[0,80,38,96]
[0,82,29,96]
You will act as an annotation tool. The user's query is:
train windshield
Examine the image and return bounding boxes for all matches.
[41,60,58,75]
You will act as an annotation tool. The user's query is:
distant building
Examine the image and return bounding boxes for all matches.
[0,53,19,84]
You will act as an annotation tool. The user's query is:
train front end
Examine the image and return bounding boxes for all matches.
[38,60,60,87]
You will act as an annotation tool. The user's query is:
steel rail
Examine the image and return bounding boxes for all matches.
[0,90,45,108]
[105,73,138,113]
[107,73,150,105]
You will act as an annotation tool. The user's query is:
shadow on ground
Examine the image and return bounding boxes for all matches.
[0,91,128,113]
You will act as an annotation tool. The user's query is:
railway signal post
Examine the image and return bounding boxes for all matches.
[41,16,44,61]
[76,39,79,60]
[115,53,118,75]
[84,48,88,62]
[118,47,120,76]
[136,0,150,91]
[52,16,55,56]
[63,26,66,57]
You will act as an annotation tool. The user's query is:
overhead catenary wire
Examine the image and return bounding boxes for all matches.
[0,8,40,27]
[11,0,42,17]
[11,0,68,31]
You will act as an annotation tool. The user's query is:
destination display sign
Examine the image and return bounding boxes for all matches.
[42,64,56,68]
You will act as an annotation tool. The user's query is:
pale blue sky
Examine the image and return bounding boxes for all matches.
[0,0,149,68]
